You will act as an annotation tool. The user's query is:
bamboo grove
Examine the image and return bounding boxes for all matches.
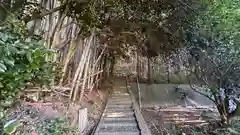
[1,0,240,124]
[0,0,193,103]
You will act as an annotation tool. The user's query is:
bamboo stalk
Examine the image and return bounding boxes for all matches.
[49,12,65,49]
[59,40,76,86]
[71,44,87,101]
[87,55,93,89]
[69,38,87,101]
[72,38,91,101]
[79,50,92,102]
[90,65,101,93]
[71,31,94,102]
[68,65,72,84]
[88,37,97,90]
[88,44,106,92]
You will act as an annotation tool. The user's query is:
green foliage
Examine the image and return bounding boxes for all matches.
[0,0,39,22]
[37,117,78,135]
[56,0,194,57]
[198,0,240,46]
[0,22,56,107]
[184,0,240,122]
[3,0,195,58]
[0,118,5,135]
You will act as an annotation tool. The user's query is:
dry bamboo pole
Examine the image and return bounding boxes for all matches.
[89,44,106,87]
[59,40,76,86]
[48,12,64,49]
[97,60,103,85]
[69,39,87,101]
[88,60,94,90]
[71,32,94,102]
[72,37,92,101]
[89,63,96,93]
[89,50,106,93]
[93,44,107,68]
[87,62,92,89]
[79,70,103,81]
[46,0,53,48]
[54,18,72,50]
[95,64,101,89]
[70,41,88,101]
[89,44,107,92]
[47,0,68,49]
[87,53,93,89]
[79,50,92,102]
[68,64,72,84]
[88,37,97,90]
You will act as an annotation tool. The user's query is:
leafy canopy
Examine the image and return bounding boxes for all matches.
[186,0,240,121]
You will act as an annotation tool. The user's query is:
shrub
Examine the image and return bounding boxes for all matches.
[0,22,56,109]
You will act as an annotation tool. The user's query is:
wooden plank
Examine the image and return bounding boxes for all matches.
[78,108,88,133]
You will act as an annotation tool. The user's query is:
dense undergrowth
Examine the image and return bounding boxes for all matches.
[0,19,57,134]
[37,117,78,135]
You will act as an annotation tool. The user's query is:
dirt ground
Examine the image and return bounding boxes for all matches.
[142,108,164,135]
[142,106,221,135]
[4,83,111,135]
[130,83,220,135]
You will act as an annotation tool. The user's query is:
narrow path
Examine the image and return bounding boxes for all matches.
[93,77,142,135]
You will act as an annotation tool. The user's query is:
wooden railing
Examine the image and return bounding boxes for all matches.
[125,75,152,135]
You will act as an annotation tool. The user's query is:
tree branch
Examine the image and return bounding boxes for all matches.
[28,5,65,22]
[189,74,217,104]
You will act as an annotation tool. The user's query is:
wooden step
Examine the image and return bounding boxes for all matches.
[101,122,138,127]
[104,111,135,116]
[106,108,133,113]
[98,126,139,132]
[107,104,132,108]
[107,102,132,106]
[104,117,136,121]
[103,119,137,124]
[96,132,140,135]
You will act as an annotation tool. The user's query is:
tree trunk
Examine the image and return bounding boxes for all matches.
[110,55,115,76]
[147,56,152,84]
[136,48,140,79]
[217,104,228,124]
[167,60,171,83]
[102,55,108,79]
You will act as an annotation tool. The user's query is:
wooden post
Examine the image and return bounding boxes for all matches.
[137,75,142,109]
[78,108,88,133]
[136,47,140,79]
[147,56,151,84]
[167,60,171,83]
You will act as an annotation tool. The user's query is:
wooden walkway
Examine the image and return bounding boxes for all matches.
[93,77,151,135]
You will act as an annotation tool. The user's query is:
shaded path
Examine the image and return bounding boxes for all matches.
[93,77,150,135]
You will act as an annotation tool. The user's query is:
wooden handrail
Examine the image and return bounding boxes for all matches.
[125,75,152,135]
